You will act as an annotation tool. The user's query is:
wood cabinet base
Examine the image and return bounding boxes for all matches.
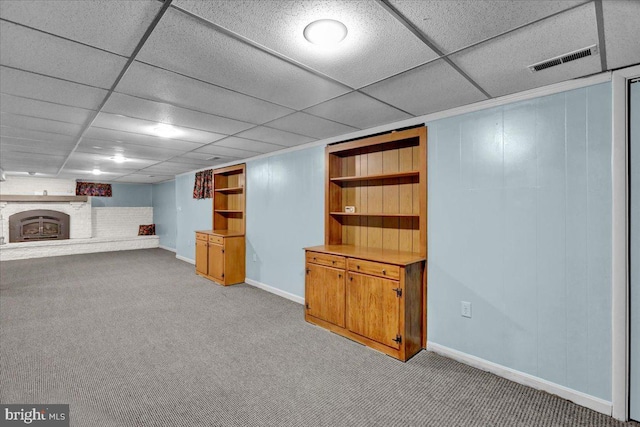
[195,231,245,286]
[304,245,425,362]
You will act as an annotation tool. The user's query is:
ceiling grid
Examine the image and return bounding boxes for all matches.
[0,0,638,182]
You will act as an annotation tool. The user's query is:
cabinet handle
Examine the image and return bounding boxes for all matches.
[332,260,335,264]
[313,257,317,261]
[306,268,311,274]
[349,276,353,281]
[338,274,342,278]
[382,269,386,275]
[356,265,360,270]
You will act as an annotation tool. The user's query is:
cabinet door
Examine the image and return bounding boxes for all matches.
[305,264,345,327]
[346,272,401,349]
[195,240,208,275]
[208,243,224,282]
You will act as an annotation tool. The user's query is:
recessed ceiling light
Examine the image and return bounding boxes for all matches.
[92,168,102,175]
[304,19,348,46]
[151,123,181,139]
[111,154,126,163]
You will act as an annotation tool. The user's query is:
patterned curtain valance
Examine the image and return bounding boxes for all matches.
[76,181,112,197]
[193,169,213,199]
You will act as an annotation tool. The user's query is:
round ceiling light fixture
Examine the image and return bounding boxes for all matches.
[111,154,127,163]
[151,123,181,139]
[303,19,348,46]
[92,168,102,175]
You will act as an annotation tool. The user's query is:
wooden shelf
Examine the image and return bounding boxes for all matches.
[305,244,425,266]
[215,209,243,214]
[330,212,419,218]
[215,186,244,193]
[330,171,419,182]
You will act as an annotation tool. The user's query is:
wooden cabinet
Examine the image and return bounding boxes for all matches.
[305,260,345,328]
[305,246,424,361]
[305,126,427,362]
[195,231,246,286]
[195,163,246,286]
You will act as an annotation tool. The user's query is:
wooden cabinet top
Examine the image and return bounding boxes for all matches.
[304,245,425,266]
[195,229,245,237]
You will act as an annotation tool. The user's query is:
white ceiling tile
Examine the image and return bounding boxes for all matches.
[0,136,74,155]
[169,155,218,167]
[0,66,108,110]
[389,0,585,54]
[141,162,200,174]
[303,92,412,130]
[602,0,640,70]
[103,93,254,135]
[137,8,349,110]
[214,137,284,154]
[64,151,157,172]
[1,113,83,137]
[1,93,94,125]
[361,59,488,116]
[450,2,600,98]
[92,112,225,144]
[112,174,175,184]
[174,0,438,88]
[76,138,184,162]
[0,21,127,89]
[234,126,316,147]
[265,112,358,139]
[115,62,294,124]
[0,126,76,144]
[83,127,205,152]
[0,151,65,174]
[0,0,161,56]
[193,144,261,159]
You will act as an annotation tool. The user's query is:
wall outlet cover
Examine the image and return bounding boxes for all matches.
[461,301,472,318]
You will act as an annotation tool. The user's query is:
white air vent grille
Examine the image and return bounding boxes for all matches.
[528,45,598,73]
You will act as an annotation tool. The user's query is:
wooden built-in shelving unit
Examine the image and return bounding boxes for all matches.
[196,164,246,286]
[305,126,427,362]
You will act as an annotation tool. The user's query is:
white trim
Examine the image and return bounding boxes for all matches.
[176,254,195,265]
[159,245,176,252]
[245,278,305,305]
[611,64,640,421]
[428,342,613,416]
[177,72,612,177]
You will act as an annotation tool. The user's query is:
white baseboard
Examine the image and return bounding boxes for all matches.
[427,342,612,416]
[159,245,176,253]
[245,278,304,305]
[176,254,195,265]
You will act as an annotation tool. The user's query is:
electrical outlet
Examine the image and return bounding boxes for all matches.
[461,301,472,318]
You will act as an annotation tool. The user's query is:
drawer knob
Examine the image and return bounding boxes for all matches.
[332,260,335,264]
[313,257,317,261]
[356,265,360,270]
[382,269,386,275]
[338,274,342,278]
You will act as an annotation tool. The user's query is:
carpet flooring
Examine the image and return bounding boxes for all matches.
[1,249,638,426]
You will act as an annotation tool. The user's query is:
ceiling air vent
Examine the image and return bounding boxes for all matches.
[528,44,598,73]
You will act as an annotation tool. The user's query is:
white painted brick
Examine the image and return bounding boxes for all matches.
[0,236,160,261]
[0,176,76,195]
[92,207,154,238]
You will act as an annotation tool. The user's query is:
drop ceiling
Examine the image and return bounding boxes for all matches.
[0,0,638,184]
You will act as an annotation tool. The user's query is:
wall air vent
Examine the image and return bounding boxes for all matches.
[528,45,598,73]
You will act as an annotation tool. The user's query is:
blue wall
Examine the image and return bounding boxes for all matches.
[152,180,177,250]
[426,82,612,400]
[174,173,213,261]
[245,146,325,297]
[630,81,640,421]
[92,183,152,207]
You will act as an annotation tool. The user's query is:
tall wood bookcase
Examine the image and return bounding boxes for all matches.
[305,126,427,361]
[195,164,246,286]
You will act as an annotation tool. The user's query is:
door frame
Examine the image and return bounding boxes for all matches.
[612,64,640,421]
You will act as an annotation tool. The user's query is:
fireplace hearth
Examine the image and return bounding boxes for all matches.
[9,210,70,242]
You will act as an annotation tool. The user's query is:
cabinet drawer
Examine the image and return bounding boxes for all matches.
[306,251,345,269]
[347,258,400,280]
[196,232,208,241]
[209,235,224,245]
